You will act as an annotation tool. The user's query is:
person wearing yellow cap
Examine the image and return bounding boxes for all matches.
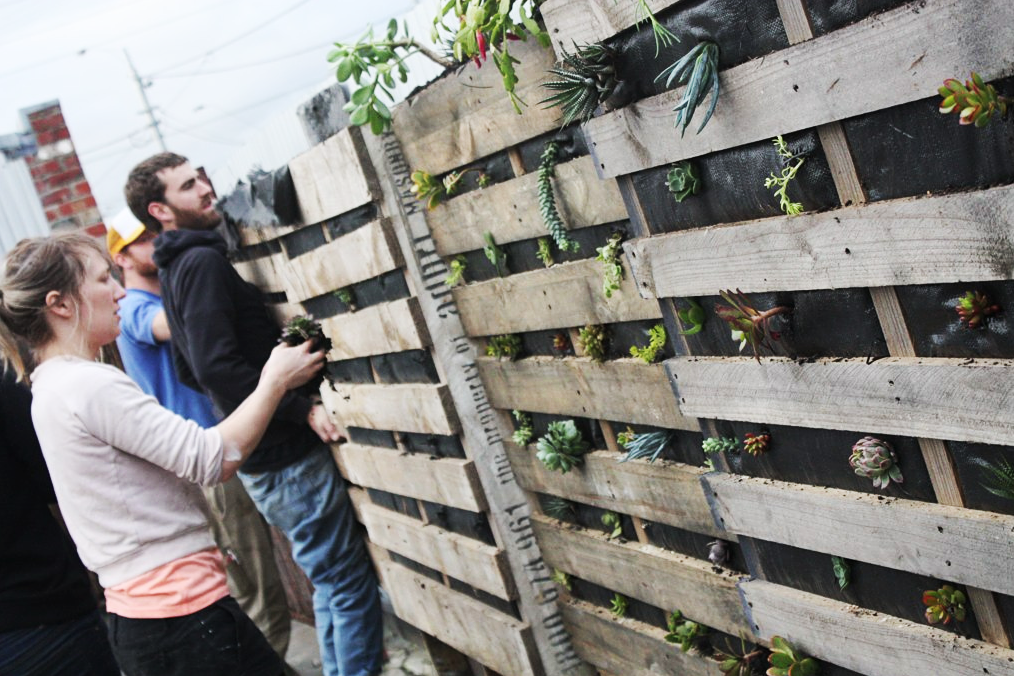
[107,212,297,674]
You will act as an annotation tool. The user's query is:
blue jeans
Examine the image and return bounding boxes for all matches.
[0,609,119,676]
[240,445,382,676]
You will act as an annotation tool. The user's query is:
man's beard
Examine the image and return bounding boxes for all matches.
[170,203,222,231]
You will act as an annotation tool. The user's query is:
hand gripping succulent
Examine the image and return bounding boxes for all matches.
[849,436,903,489]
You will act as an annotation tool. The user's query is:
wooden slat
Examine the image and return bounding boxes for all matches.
[704,473,1014,597]
[379,560,537,676]
[321,297,429,361]
[393,40,559,175]
[359,501,514,601]
[333,443,486,513]
[233,253,288,296]
[479,356,696,430]
[584,0,1014,178]
[455,259,660,337]
[541,0,682,52]
[533,514,749,636]
[236,224,298,246]
[428,156,627,256]
[741,579,1014,676]
[626,184,1014,298]
[320,383,459,436]
[506,445,723,538]
[669,356,1014,446]
[266,301,302,327]
[289,127,376,224]
[561,598,715,676]
[280,219,402,302]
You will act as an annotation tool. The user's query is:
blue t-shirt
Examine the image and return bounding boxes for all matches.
[116,288,218,429]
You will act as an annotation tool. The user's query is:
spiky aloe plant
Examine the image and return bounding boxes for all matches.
[939,72,1009,128]
[849,436,903,489]
[618,430,673,464]
[540,42,619,127]
[656,41,720,137]
[956,290,1001,329]
[538,142,579,253]
[577,324,608,363]
[970,457,1014,500]
[715,288,791,361]
[924,585,967,625]
[667,161,701,202]
[595,231,625,298]
[535,420,589,473]
[512,410,534,446]
[767,636,818,676]
[664,610,708,653]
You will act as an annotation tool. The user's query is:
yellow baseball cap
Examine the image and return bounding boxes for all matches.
[106,210,148,256]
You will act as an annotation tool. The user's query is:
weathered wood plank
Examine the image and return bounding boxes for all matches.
[455,259,660,337]
[479,356,696,430]
[236,224,297,246]
[506,445,723,538]
[359,501,514,601]
[561,598,715,676]
[585,0,1014,178]
[320,383,459,436]
[741,579,1014,676]
[704,473,1014,597]
[321,297,429,361]
[233,253,288,296]
[541,0,682,52]
[428,157,627,256]
[533,515,749,636]
[626,185,1014,298]
[669,356,1014,446]
[393,40,559,176]
[379,560,537,676]
[281,219,402,302]
[266,301,302,327]
[289,127,376,224]
[333,443,486,513]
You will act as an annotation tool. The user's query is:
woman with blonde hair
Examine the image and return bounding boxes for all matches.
[0,232,324,676]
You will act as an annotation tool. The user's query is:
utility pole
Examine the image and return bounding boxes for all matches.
[124,49,167,152]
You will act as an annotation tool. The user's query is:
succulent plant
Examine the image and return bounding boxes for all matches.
[970,456,1014,500]
[713,635,766,676]
[444,255,467,287]
[939,72,1009,127]
[477,172,492,188]
[536,237,555,267]
[956,290,1001,329]
[486,334,522,360]
[618,430,673,464]
[512,410,534,446]
[610,592,629,618]
[540,42,619,127]
[280,315,333,354]
[708,539,731,567]
[410,169,445,209]
[831,556,850,591]
[630,324,666,364]
[482,231,507,277]
[656,41,721,137]
[664,610,708,653]
[765,135,806,216]
[595,231,625,299]
[743,432,770,456]
[538,141,580,253]
[715,288,790,361]
[616,426,637,448]
[703,436,738,455]
[634,0,678,56]
[577,324,608,363]
[551,331,571,354]
[601,510,623,539]
[923,585,967,625]
[543,495,575,520]
[550,568,572,591]
[677,298,706,336]
[667,161,701,202]
[767,636,818,676]
[535,420,589,474]
[849,436,903,489]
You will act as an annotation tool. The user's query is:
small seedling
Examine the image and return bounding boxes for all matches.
[577,324,608,363]
[618,430,673,464]
[702,436,738,455]
[633,0,678,56]
[550,568,572,591]
[849,436,903,489]
[410,170,445,210]
[707,539,731,567]
[939,72,1009,127]
[765,136,805,216]
[664,610,707,653]
[538,142,580,253]
[831,556,850,591]
[610,593,629,618]
[667,161,701,202]
[601,510,623,539]
[540,42,619,127]
[536,237,555,267]
[535,420,589,474]
[923,585,967,625]
[767,636,818,676]
[512,410,534,446]
[483,231,507,277]
[616,426,637,448]
[551,331,571,354]
[742,432,770,456]
[677,298,706,335]
[444,256,467,287]
[630,324,666,364]
[715,288,790,361]
[969,456,1014,500]
[333,287,355,310]
[486,334,522,360]
[595,231,625,298]
[477,172,492,188]
[656,42,721,137]
[713,634,766,676]
[956,290,1001,329]
[280,315,333,353]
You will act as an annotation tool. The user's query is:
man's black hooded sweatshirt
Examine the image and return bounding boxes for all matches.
[153,229,315,473]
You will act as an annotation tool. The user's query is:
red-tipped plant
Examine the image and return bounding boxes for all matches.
[743,432,770,456]
[939,72,1009,128]
[956,290,1001,329]
[714,289,790,361]
[923,585,967,625]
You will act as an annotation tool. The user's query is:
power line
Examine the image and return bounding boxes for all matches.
[151,41,333,79]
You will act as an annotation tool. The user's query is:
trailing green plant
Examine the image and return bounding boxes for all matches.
[765,135,806,216]
[666,161,701,202]
[703,436,738,455]
[742,432,770,456]
[713,635,766,676]
[969,456,1014,500]
[483,231,507,276]
[540,42,619,127]
[610,592,629,618]
[329,20,453,135]
[577,324,608,363]
[664,610,708,653]
[630,323,666,364]
[512,410,534,446]
[543,495,575,520]
[633,0,678,56]
[677,298,706,336]
[956,290,1001,329]
[849,436,903,489]
[536,237,555,267]
[618,430,673,464]
[939,72,1009,128]
[535,420,589,474]
[280,315,333,354]
[595,231,625,298]
[550,568,572,591]
[707,539,730,567]
[551,331,571,354]
[656,41,721,137]
[444,255,467,287]
[538,142,580,253]
[715,288,791,361]
[831,556,850,591]
[923,585,967,625]
[767,636,818,676]
[601,510,623,539]
[486,333,522,360]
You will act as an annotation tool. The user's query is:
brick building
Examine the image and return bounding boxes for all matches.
[0,100,105,237]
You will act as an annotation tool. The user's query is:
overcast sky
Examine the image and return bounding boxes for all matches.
[0,0,429,219]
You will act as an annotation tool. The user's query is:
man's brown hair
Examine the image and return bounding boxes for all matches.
[124,152,189,232]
